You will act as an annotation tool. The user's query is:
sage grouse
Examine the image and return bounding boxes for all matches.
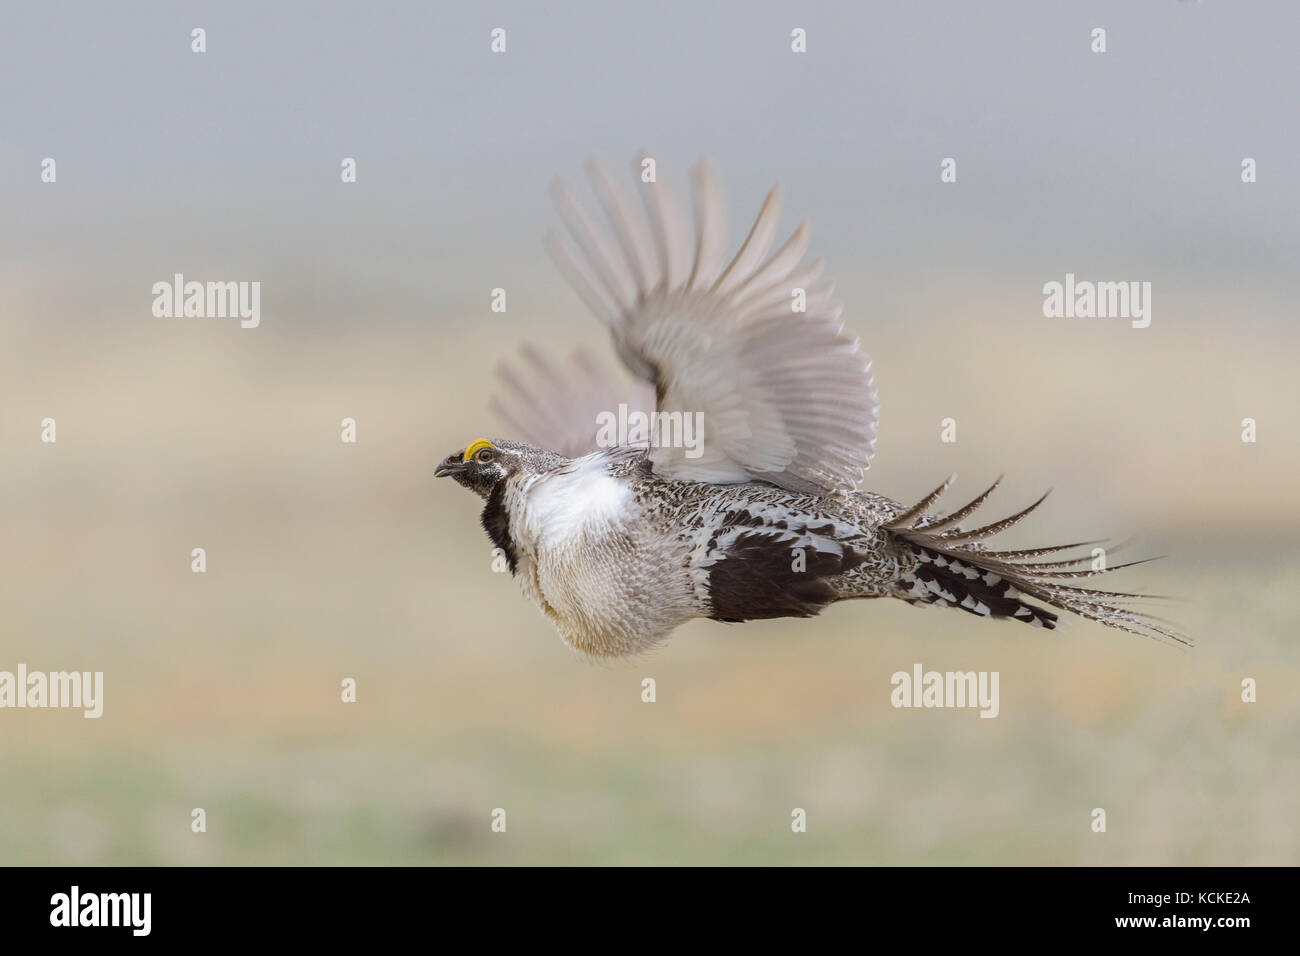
[436,156,1184,657]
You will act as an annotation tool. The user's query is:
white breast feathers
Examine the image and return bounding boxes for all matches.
[507,453,694,656]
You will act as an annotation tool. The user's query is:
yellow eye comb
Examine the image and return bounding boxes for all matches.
[463,438,494,461]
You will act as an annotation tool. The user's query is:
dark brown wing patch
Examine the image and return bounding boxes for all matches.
[706,531,857,623]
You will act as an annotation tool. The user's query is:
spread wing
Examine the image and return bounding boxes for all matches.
[545,155,878,494]
[489,343,655,459]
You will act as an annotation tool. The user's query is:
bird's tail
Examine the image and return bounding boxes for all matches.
[884,475,1189,646]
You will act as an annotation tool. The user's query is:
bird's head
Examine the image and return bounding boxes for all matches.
[434,438,561,498]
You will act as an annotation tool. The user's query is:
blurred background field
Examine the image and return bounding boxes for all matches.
[1,0,1298,864]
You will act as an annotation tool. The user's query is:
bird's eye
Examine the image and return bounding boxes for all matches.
[475,447,494,463]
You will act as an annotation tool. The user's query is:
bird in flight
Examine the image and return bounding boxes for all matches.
[436,156,1184,657]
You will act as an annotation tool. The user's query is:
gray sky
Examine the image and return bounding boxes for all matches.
[3,0,1296,332]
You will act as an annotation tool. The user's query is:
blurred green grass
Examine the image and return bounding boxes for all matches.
[1,563,1295,865]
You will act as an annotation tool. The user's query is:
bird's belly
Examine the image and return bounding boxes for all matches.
[508,462,696,656]
[525,535,693,657]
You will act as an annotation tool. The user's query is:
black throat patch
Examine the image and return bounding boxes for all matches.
[480,483,518,574]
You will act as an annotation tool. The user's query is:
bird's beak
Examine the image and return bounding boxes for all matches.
[435,452,467,478]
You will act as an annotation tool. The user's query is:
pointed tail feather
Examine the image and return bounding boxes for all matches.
[886,477,1190,646]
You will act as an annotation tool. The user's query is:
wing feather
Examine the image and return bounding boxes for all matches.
[637,151,691,292]
[712,186,781,297]
[546,155,880,493]
[686,161,727,294]
[489,345,655,459]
